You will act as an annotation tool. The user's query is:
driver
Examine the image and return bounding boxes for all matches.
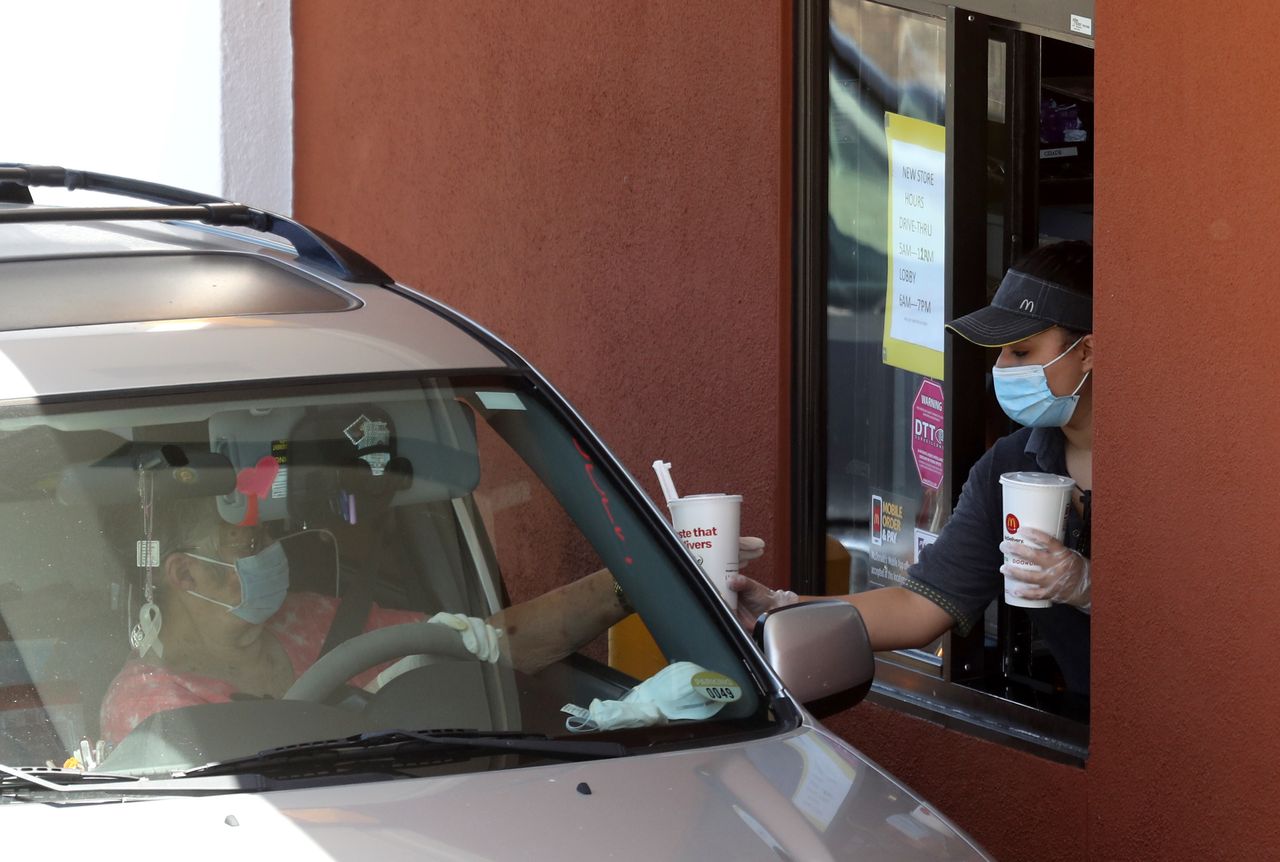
[99,496,633,745]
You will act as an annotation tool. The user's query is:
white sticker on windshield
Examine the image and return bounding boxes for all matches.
[343,415,391,449]
[360,452,391,477]
[271,465,289,498]
[477,392,525,411]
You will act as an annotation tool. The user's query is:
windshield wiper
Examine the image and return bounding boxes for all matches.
[176,728,628,779]
[0,763,266,801]
[0,763,143,793]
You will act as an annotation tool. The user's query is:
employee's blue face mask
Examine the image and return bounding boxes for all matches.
[185,540,290,625]
[991,336,1090,428]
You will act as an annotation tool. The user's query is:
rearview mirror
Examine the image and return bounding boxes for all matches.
[755,600,874,718]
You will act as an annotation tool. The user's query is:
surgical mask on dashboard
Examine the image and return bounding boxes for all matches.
[561,661,742,733]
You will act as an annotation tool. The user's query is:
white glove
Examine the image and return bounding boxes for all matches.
[738,536,765,570]
[726,573,798,630]
[427,612,503,662]
[1000,527,1092,611]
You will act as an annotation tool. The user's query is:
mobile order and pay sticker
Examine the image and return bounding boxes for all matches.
[691,671,742,703]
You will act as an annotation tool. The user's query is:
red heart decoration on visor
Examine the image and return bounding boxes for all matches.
[234,456,280,526]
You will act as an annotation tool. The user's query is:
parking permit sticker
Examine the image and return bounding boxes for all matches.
[270,440,289,498]
[343,415,390,449]
[691,671,742,703]
[359,452,391,477]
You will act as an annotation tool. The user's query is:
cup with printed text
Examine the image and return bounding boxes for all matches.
[998,471,1075,608]
[667,493,742,610]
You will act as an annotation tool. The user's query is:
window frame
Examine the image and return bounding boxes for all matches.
[791,0,1093,765]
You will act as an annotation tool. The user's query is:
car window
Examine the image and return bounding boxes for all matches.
[0,373,773,779]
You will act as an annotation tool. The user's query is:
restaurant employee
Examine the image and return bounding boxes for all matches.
[730,240,1095,693]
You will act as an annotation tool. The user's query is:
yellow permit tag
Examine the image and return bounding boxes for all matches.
[691,671,742,703]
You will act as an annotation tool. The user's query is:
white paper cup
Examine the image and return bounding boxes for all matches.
[668,493,742,609]
[998,472,1075,609]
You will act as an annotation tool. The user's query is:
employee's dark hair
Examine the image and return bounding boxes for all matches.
[1015,239,1092,339]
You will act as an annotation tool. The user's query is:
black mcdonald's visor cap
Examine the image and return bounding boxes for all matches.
[945,269,1093,347]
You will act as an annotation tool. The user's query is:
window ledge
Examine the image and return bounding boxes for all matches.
[868,657,1089,766]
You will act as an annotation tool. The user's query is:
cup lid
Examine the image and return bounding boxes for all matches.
[998,471,1075,489]
[668,493,743,504]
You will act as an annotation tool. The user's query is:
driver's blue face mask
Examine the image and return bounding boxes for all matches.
[185,540,290,625]
[991,336,1090,427]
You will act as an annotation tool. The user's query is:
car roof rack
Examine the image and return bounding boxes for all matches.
[0,164,391,285]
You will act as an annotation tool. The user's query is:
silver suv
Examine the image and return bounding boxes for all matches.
[0,165,988,860]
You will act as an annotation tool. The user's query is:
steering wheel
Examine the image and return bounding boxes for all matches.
[284,619,479,703]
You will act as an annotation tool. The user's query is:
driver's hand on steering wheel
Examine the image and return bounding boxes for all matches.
[427,612,503,663]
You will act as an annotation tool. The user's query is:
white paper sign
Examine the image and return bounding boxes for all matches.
[887,138,946,354]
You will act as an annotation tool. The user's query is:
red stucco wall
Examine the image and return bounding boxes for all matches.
[293,2,790,581]
[827,705,1086,859]
[292,3,1086,859]
[1091,3,1280,858]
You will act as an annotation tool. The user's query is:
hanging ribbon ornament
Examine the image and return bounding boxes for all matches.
[131,468,165,659]
[132,602,164,659]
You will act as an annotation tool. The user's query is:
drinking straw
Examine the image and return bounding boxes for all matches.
[652,460,679,504]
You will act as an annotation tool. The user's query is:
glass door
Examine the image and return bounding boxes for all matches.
[801,0,1094,758]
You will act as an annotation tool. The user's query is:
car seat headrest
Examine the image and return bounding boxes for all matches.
[285,404,409,529]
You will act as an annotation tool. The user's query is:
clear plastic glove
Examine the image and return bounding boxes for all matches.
[427,612,504,662]
[999,527,1091,611]
[726,573,797,630]
[738,536,765,570]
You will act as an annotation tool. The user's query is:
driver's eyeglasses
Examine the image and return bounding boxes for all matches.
[168,525,269,564]
[202,528,265,560]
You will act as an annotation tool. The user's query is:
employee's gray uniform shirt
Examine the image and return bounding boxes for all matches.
[902,425,1092,693]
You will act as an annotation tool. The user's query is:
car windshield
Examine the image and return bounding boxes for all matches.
[0,373,775,780]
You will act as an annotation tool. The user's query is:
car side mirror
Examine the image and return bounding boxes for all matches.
[755,599,874,718]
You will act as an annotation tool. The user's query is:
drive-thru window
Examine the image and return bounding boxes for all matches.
[792,0,1095,762]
